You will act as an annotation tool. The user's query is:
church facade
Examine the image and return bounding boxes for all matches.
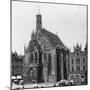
[23,13,69,84]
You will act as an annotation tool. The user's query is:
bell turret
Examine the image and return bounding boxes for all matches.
[74,43,81,52]
[36,9,42,31]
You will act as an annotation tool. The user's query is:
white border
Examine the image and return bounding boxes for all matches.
[0,0,89,90]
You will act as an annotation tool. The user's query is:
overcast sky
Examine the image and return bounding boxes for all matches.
[12,1,87,55]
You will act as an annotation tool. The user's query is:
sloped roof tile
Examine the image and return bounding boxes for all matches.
[41,29,67,49]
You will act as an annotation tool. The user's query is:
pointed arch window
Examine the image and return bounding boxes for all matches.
[35,52,37,63]
[30,53,34,63]
[72,59,74,64]
[48,54,51,75]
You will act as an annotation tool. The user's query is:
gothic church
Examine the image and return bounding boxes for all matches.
[23,12,69,83]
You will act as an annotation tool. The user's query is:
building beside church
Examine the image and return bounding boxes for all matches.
[12,52,23,77]
[68,43,87,84]
[23,13,70,84]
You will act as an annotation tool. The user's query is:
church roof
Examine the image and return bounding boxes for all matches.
[41,28,67,49]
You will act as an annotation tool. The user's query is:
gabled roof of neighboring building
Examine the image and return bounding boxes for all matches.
[84,42,87,51]
[12,52,23,62]
[41,28,67,49]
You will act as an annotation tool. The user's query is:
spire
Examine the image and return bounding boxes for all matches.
[31,30,34,40]
[24,44,26,53]
[36,8,42,31]
[73,45,75,52]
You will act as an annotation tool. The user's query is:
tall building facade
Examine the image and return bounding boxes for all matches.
[23,13,69,83]
[68,43,87,84]
[12,52,23,77]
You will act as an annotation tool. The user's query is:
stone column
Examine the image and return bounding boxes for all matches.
[43,64,48,83]
[51,53,57,83]
[42,53,48,83]
[42,53,44,64]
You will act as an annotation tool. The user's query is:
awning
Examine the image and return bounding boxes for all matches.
[17,76,22,79]
[12,76,16,79]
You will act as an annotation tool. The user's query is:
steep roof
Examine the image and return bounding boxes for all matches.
[84,42,87,51]
[41,28,67,49]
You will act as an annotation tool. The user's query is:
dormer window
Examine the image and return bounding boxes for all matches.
[77,52,79,56]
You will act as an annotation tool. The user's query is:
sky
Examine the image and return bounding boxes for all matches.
[12,1,87,55]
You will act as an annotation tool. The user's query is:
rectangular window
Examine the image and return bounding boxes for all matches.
[83,57,85,63]
[12,66,14,69]
[83,65,85,71]
[76,65,80,72]
[72,59,74,64]
[72,66,74,72]
[76,58,80,64]
[16,65,19,68]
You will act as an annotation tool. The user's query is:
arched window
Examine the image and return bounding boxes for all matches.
[30,53,34,63]
[35,52,37,63]
[77,52,79,56]
[72,59,74,64]
[48,54,51,75]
